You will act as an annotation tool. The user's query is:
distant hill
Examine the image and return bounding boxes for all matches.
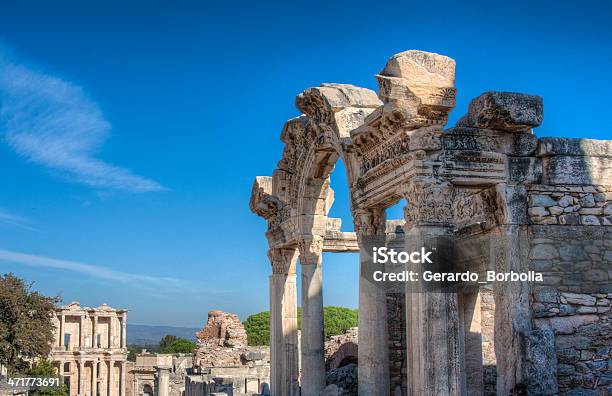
[127,324,200,346]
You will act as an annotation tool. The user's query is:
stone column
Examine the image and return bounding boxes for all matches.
[156,366,171,396]
[121,314,127,349]
[268,248,300,396]
[108,360,114,396]
[78,361,85,396]
[59,313,65,347]
[491,225,532,395]
[80,315,86,348]
[109,316,115,348]
[298,235,325,396]
[403,179,463,396]
[120,362,126,396]
[92,315,98,348]
[355,208,390,396]
[92,361,98,396]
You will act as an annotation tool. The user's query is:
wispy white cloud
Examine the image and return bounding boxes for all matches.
[0,248,184,289]
[0,209,37,231]
[0,45,165,192]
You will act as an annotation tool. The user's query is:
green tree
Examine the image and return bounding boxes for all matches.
[243,306,358,346]
[0,274,59,375]
[243,311,270,346]
[26,360,68,396]
[321,306,358,339]
[158,335,178,351]
[161,338,196,354]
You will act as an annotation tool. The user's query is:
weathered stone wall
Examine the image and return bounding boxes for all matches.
[530,225,612,395]
[528,186,612,226]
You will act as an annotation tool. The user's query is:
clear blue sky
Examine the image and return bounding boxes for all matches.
[0,0,610,327]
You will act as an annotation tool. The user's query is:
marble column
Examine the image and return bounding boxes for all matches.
[156,366,171,396]
[59,313,65,348]
[109,317,115,348]
[404,180,463,396]
[92,315,98,348]
[121,314,127,349]
[108,360,114,396]
[355,208,390,396]
[298,235,325,396]
[120,362,126,396]
[268,248,300,396]
[92,361,98,396]
[78,361,85,396]
[80,315,86,348]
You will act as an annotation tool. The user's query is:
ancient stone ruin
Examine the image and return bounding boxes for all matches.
[194,310,248,368]
[250,50,612,395]
[187,310,270,395]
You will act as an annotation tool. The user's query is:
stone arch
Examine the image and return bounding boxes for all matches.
[272,84,382,240]
[327,341,358,370]
[251,49,556,396]
[250,83,379,396]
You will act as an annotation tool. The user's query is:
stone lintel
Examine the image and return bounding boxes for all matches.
[542,155,612,185]
[444,127,538,157]
[536,137,612,158]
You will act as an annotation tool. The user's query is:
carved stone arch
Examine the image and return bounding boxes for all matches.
[261,84,381,240]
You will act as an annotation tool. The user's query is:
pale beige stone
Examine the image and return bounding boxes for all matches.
[49,302,128,396]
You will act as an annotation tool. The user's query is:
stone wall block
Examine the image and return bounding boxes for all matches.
[542,156,612,185]
[537,138,612,158]
[509,156,542,184]
[456,92,543,132]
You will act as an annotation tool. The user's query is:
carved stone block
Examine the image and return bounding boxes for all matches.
[542,156,612,185]
[537,137,612,158]
[444,127,537,156]
[456,91,543,132]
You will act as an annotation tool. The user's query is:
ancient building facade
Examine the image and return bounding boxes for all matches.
[250,50,612,395]
[50,301,128,396]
